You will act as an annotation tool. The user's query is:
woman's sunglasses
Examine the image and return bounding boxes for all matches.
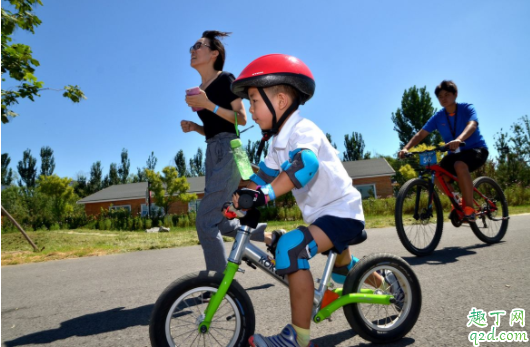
[189,42,211,53]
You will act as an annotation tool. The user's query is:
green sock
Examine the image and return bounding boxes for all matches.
[293,324,311,347]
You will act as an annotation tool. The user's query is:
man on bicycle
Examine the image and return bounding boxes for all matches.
[398,80,489,222]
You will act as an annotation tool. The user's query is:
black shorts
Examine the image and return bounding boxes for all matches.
[439,147,489,176]
[311,215,365,254]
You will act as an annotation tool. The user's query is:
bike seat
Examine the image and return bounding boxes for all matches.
[347,229,367,245]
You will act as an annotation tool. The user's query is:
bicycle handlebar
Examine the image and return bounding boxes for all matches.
[404,142,466,158]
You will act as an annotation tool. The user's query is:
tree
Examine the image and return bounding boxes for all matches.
[145,166,197,215]
[17,148,37,187]
[343,132,365,161]
[108,163,120,186]
[189,147,205,176]
[88,161,103,193]
[174,150,188,177]
[391,86,442,149]
[1,0,86,123]
[326,133,338,150]
[39,146,55,177]
[2,153,14,185]
[118,148,130,183]
[146,151,157,171]
[494,115,530,187]
[37,174,76,222]
[245,140,260,164]
[74,173,88,198]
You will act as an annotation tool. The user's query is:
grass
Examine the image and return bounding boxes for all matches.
[2,205,528,266]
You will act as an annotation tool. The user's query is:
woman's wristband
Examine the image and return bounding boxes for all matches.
[213,105,219,114]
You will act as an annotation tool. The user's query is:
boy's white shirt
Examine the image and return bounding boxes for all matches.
[264,110,365,224]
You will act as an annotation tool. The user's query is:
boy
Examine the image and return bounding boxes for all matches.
[229,54,388,347]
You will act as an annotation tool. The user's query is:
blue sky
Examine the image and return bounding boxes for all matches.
[2,0,529,180]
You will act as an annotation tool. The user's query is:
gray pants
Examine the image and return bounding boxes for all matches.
[196,132,241,272]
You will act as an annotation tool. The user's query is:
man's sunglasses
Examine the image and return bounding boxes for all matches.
[189,42,211,53]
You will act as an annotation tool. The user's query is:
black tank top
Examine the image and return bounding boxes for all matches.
[197,72,239,139]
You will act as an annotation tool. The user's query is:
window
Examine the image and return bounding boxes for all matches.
[109,205,131,212]
[188,199,201,212]
[141,203,165,217]
[355,184,376,199]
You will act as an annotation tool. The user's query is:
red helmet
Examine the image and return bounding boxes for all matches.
[231,54,315,104]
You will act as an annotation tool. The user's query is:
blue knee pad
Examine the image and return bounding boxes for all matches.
[331,255,359,284]
[275,226,318,276]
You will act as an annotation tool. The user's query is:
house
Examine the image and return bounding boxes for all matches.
[77,158,395,216]
[343,158,395,198]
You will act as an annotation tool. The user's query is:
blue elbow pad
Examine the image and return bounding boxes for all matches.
[250,161,280,186]
[280,148,319,188]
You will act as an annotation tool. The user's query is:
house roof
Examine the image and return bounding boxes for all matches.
[342,158,395,179]
[78,159,394,204]
[77,177,205,204]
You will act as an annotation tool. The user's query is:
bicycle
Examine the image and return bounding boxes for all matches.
[395,144,509,257]
[149,204,422,347]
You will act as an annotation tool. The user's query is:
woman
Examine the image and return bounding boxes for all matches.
[182,30,247,273]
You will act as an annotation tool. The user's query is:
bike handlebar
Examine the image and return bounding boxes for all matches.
[404,142,466,158]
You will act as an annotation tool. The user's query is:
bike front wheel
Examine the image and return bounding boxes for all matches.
[470,176,509,244]
[149,271,255,347]
[343,253,422,343]
[395,178,444,256]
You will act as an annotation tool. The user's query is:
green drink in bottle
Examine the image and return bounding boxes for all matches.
[230,139,254,180]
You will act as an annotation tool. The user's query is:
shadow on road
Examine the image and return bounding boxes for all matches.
[4,304,153,347]
[246,283,275,291]
[312,328,415,347]
[402,242,503,266]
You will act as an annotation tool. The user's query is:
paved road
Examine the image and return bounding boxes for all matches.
[2,215,530,347]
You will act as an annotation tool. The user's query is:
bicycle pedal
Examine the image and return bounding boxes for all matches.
[237,268,245,273]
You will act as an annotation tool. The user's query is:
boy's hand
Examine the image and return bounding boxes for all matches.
[234,188,267,209]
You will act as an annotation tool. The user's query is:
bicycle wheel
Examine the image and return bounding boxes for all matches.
[469,176,509,244]
[395,178,444,256]
[149,271,255,347]
[343,253,422,343]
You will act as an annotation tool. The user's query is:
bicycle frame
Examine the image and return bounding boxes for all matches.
[197,224,394,334]
[418,161,501,221]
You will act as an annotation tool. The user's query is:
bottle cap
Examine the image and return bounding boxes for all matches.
[230,139,242,149]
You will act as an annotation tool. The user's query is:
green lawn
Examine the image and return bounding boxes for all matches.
[2,205,528,266]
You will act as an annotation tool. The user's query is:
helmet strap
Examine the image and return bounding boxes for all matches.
[255,87,300,160]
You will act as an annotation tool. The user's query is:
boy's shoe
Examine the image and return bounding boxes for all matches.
[331,256,358,284]
[249,324,317,347]
[379,270,405,311]
[463,206,476,223]
[267,229,286,257]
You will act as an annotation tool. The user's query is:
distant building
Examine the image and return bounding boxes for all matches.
[77,158,395,216]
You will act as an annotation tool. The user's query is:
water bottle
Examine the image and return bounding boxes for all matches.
[230,139,254,180]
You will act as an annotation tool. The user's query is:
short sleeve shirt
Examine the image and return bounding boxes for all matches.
[197,72,239,139]
[264,111,364,224]
[422,103,488,152]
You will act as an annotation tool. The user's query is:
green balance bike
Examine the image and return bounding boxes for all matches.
[149,206,422,347]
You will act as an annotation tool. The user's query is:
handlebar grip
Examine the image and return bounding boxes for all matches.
[238,194,255,210]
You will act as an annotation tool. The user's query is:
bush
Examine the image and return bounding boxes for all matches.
[177,215,190,228]
[49,223,61,231]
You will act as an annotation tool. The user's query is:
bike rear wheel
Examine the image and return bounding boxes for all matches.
[343,253,422,343]
[395,178,444,256]
[470,176,509,244]
[149,271,255,347]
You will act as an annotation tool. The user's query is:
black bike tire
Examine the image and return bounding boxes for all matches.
[149,271,255,347]
[469,176,509,244]
[343,253,422,343]
[395,178,444,256]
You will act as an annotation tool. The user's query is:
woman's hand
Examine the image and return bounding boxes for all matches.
[181,120,196,133]
[185,89,210,109]
[232,192,240,209]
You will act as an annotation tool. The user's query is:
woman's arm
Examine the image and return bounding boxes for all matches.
[181,120,205,136]
[186,91,247,126]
